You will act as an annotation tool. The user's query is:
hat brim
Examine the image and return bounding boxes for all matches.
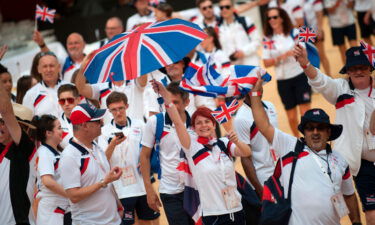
[18,120,36,129]
[339,60,373,74]
[298,122,343,141]
[89,108,106,122]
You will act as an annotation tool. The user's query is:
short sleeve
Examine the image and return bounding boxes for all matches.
[341,166,355,196]
[141,115,157,148]
[271,128,298,157]
[60,154,81,189]
[38,149,55,176]
[313,0,323,11]
[91,82,109,100]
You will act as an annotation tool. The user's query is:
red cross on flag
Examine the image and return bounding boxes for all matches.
[298,26,316,43]
[263,37,275,50]
[360,40,375,68]
[211,99,240,124]
[35,5,56,23]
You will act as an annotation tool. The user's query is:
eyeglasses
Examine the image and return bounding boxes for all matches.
[58,97,75,105]
[267,15,280,20]
[304,124,329,132]
[109,107,126,113]
[219,5,231,10]
[347,65,370,73]
[201,5,213,11]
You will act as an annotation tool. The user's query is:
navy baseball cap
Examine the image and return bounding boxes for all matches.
[298,108,343,141]
[339,47,373,74]
[70,103,106,125]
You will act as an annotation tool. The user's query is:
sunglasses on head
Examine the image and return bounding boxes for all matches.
[58,97,75,105]
[202,5,213,11]
[267,15,280,20]
[38,51,57,59]
[219,5,231,10]
[304,124,330,132]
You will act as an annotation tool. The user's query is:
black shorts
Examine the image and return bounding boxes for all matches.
[277,73,312,110]
[331,24,357,46]
[202,210,245,225]
[357,11,374,38]
[120,195,160,225]
[354,159,375,211]
[160,192,195,225]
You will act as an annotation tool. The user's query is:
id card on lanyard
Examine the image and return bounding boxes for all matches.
[219,151,240,210]
[310,151,349,218]
[119,138,137,186]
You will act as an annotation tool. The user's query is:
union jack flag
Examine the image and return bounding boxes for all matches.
[180,57,272,97]
[149,0,166,7]
[263,37,274,50]
[298,26,316,43]
[211,99,240,124]
[35,5,56,23]
[360,40,375,68]
[83,19,206,84]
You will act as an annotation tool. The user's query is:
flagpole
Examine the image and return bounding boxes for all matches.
[150,73,164,112]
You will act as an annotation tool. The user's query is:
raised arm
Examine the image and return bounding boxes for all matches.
[75,55,94,98]
[150,80,191,149]
[0,45,8,60]
[0,80,22,145]
[293,43,318,79]
[33,30,50,53]
[249,73,275,144]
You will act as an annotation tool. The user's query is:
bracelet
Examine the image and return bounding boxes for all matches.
[100,179,107,188]
[165,102,173,109]
[117,206,124,212]
[301,62,311,69]
[39,43,46,48]
[250,91,262,97]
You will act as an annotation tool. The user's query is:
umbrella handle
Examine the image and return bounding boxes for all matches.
[150,73,165,112]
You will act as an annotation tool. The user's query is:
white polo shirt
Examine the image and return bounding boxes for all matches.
[98,117,146,199]
[59,139,121,225]
[262,29,305,80]
[271,129,355,225]
[303,0,324,29]
[142,112,192,194]
[22,80,69,117]
[234,101,278,185]
[126,11,155,31]
[36,144,69,205]
[269,0,303,25]
[182,134,242,216]
[324,0,355,28]
[91,80,145,122]
[59,113,73,149]
[354,0,372,12]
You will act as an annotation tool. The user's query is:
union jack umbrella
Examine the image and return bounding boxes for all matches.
[298,26,316,43]
[360,40,375,68]
[211,99,240,124]
[35,5,56,23]
[263,37,274,50]
[83,19,207,84]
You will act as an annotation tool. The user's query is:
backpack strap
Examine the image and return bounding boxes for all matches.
[287,140,304,200]
[154,113,164,178]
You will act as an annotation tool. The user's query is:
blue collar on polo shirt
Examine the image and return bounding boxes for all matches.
[42,142,60,156]
[164,110,191,128]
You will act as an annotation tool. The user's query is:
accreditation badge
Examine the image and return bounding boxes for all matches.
[221,186,241,210]
[331,192,349,218]
[121,166,137,186]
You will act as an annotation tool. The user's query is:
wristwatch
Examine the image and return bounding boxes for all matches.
[100,179,107,188]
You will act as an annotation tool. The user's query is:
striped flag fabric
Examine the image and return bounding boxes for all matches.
[211,99,240,124]
[360,40,375,68]
[35,5,56,23]
[180,58,272,97]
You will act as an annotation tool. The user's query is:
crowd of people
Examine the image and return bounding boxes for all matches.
[0,0,375,225]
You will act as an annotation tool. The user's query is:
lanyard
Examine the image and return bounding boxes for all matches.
[309,149,339,192]
[74,138,107,175]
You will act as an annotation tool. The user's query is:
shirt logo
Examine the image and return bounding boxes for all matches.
[354,50,360,56]
[313,110,320,115]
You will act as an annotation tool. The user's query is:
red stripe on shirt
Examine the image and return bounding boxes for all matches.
[193,151,210,165]
[335,97,355,109]
[176,161,192,175]
[292,5,302,13]
[281,151,309,167]
[342,167,351,180]
[247,24,256,34]
[80,157,90,174]
[28,147,37,162]
[54,207,65,214]
[34,95,46,107]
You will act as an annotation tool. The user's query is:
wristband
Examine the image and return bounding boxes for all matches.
[301,62,311,69]
[165,102,173,109]
[39,43,46,48]
[100,179,107,188]
[117,206,124,212]
[251,91,262,97]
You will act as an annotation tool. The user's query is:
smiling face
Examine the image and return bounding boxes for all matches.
[46,120,63,145]
[193,115,216,138]
[219,0,234,19]
[347,65,372,90]
[38,55,60,85]
[66,33,85,59]
[199,0,214,20]
[303,122,331,151]
[105,18,123,40]
[267,9,283,31]
[0,72,12,94]
[165,61,184,81]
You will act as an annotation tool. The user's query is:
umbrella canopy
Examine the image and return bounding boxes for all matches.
[84,18,207,84]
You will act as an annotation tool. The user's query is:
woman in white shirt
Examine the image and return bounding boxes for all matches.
[262,7,311,137]
[150,80,251,225]
[33,115,69,225]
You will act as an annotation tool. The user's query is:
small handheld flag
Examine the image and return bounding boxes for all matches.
[211,99,240,124]
[298,26,316,43]
[263,37,274,50]
[360,40,375,68]
[35,5,56,23]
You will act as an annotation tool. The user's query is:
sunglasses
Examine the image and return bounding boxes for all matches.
[58,97,75,105]
[201,5,213,11]
[38,51,57,59]
[267,15,280,20]
[219,5,231,10]
[304,124,330,132]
